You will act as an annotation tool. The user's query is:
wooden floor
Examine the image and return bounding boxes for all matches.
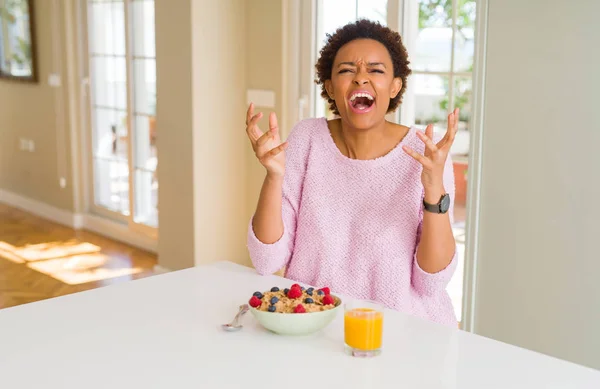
[0,203,157,310]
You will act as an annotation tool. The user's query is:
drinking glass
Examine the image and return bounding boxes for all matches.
[344,300,384,357]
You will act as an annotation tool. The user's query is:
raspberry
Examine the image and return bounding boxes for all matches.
[322,295,335,305]
[319,287,331,295]
[294,304,306,313]
[249,296,262,308]
[291,283,301,289]
[287,287,302,299]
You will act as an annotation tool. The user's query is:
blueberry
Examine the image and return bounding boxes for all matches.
[317,290,325,296]
[268,305,276,312]
[270,287,280,292]
[306,288,314,296]
[284,288,290,295]
[304,298,314,304]
[253,291,263,299]
[301,287,305,291]
[270,296,279,304]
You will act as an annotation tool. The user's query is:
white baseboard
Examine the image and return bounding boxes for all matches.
[81,213,157,253]
[0,189,157,254]
[0,189,79,227]
[73,213,85,229]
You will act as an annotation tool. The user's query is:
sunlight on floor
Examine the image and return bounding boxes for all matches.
[27,254,143,285]
[0,242,26,264]
[9,239,101,262]
[0,240,143,285]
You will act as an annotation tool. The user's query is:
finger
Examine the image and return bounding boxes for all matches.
[259,142,288,162]
[269,112,281,141]
[256,127,274,148]
[246,112,264,142]
[416,130,438,154]
[425,123,434,141]
[246,103,254,125]
[454,108,460,129]
[437,110,456,149]
[402,145,431,168]
[440,110,459,151]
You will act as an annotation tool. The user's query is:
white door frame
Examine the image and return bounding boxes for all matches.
[460,0,487,333]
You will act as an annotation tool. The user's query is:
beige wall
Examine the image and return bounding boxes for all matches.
[157,0,285,269]
[0,0,74,212]
[474,0,600,370]
[156,0,249,270]
[244,0,284,262]
[154,0,196,269]
[191,0,248,267]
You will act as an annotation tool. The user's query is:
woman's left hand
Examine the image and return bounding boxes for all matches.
[402,108,459,194]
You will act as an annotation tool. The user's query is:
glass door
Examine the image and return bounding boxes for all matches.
[85,0,158,233]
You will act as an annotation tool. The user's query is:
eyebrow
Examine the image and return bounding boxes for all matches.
[337,61,387,68]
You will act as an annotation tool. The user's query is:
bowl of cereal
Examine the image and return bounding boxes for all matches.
[247,284,341,336]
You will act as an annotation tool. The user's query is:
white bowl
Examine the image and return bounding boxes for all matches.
[249,296,342,336]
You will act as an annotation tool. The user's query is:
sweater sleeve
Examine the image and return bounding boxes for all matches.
[246,121,310,275]
[411,148,458,297]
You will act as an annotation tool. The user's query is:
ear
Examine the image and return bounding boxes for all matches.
[325,80,334,99]
[391,77,402,99]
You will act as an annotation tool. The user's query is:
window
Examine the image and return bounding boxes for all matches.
[86,0,157,231]
[401,0,475,151]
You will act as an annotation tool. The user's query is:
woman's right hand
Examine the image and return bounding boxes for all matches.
[246,103,288,178]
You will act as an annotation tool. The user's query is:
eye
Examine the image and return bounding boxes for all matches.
[370,69,384,74]
[338,68,354,74]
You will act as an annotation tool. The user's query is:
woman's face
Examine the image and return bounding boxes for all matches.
[326,39,402,130]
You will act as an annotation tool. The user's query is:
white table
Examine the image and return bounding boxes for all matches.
[0,261,598,388]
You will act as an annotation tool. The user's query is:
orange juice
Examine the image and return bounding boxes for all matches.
[344,308,383,351]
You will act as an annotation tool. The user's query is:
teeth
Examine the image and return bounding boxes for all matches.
[350,92,374,102]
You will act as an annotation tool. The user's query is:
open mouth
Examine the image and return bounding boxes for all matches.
[349,92,375,112]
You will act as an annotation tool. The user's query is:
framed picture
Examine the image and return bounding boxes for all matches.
[0,0,37,82]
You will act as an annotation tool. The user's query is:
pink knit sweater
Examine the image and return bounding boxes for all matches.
[247,118,458,327]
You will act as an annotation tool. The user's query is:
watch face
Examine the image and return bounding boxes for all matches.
[440,194,451,212]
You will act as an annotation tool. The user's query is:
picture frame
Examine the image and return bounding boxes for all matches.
[0,0,37,82]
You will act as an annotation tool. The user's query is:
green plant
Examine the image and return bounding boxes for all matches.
[419,0,476,35]
[416,114,442,125]
[439,88,470,119]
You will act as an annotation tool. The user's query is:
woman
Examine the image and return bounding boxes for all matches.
[245,20,459,327]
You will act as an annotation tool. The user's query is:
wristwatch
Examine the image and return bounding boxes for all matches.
[423,193,450,214]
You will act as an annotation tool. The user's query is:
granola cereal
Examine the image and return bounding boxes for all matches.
[248,285,338,313]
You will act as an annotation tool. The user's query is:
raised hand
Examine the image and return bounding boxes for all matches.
[246,103,288,178]
[402,108,459,192]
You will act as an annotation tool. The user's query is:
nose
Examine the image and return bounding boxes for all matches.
[353,77,368,85]
[353,68,369,85]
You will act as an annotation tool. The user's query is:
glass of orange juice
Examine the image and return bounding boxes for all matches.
[344,300,384,357]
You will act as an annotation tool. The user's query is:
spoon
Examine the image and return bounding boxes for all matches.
[222,304,249,332]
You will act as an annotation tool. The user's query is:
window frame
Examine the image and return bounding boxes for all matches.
[82,0,158,238]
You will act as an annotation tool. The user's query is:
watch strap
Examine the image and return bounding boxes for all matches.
[423,193,450,214]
